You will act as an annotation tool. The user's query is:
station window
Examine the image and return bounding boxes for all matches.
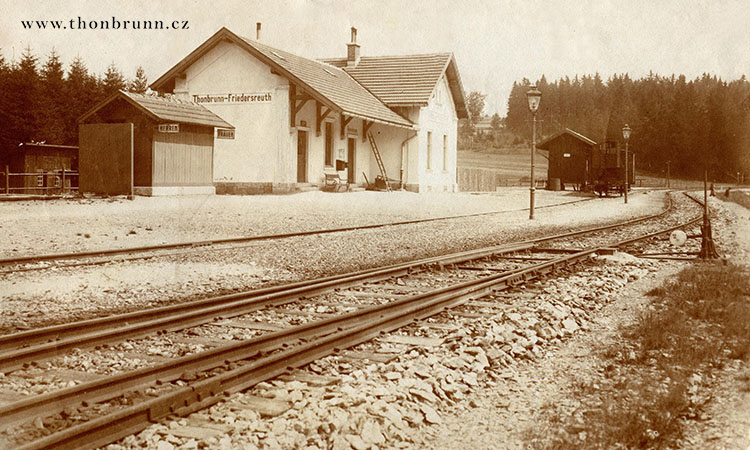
[443,134,448,170]
[325,122,333,166]
[36,174,43,187]
[427,131,432,170]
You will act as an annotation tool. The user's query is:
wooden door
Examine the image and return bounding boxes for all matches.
[297,130,308,183]
[347,137,356,183]
[79,123,133,196]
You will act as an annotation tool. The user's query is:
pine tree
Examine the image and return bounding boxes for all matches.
[3,46,40,149]
[102,62,126,96]
[129,65,148,94]
[38,49,66,144]
[63,56,98,145]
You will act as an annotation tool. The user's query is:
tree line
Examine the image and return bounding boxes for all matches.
[505,73,750,181]
[0,47,149,150]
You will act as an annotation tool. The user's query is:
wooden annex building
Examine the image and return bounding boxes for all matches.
[79,91,234,196]
[537,128,597,190]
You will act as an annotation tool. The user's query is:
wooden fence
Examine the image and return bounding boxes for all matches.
[0,166,79,195]
[457,167,546,192]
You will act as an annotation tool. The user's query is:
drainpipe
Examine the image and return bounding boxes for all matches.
[400,130,418,190]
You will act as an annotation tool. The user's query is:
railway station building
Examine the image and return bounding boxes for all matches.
[150,26,468,194]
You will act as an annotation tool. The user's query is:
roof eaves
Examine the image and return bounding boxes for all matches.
[342,111,415,130]
[78,90,161,124]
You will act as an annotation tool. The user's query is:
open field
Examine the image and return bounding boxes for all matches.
[458,148,549,181]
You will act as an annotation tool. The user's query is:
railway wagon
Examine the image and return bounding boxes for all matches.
[591,140,634,197]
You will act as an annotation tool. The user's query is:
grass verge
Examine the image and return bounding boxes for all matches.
[527,261,750,449]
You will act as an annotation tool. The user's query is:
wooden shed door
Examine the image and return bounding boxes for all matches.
[79,123,133,195]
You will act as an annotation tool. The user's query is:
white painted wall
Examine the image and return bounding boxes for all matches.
[176,41,292,183]
[415,76,459,192]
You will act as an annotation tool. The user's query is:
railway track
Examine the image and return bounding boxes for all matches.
[0,192,706,449]
[0,196,603,274]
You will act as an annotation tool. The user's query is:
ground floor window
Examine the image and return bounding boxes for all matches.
[427,131,432,170]
[443,134,448,171]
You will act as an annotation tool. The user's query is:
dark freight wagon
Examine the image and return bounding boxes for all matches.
[78,90,233,196]
[537,129,635,195]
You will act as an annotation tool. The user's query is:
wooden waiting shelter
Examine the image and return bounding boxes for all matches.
[78,90,233,196]
[537,128,597,190]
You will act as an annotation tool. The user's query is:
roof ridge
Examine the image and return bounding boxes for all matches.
[240,36,350,74]
[322,52,453,61]
[238,35,413,127]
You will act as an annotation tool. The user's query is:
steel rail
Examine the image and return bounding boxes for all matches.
[0,197,600,268]
[0,259,544,428]
[0,242,534,368]
[7,194,702,449]
[11,248,598,449]
[0,194,674,362]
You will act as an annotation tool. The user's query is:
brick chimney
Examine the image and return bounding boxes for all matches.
[346,27,360,68]
[256,22,261,40]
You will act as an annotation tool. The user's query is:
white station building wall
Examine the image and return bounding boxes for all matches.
[167,40,459,193]
[412,76,459,192]
[173,41,293,185]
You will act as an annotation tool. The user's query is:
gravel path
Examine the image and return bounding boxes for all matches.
[0,189,669,333]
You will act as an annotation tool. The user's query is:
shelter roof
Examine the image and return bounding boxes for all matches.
[79,90,234,129]
[537,128,597,150]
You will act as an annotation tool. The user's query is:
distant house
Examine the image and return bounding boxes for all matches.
[149,26,469,193]
[1,143,78,194]
[474,116,493,135]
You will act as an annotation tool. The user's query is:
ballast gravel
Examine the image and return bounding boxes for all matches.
[0,189,673,333]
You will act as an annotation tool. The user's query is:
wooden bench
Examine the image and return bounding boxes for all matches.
[322,168,349,192]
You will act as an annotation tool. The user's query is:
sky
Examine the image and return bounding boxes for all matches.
[1,0,748,116]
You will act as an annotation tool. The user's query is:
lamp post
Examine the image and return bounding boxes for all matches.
[666,160,671,188]
[699,167,719,259]
[526,85,541,219]
[622,124,631,204]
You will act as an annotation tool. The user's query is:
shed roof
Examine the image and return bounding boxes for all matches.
[79,90,234,129]
[322,53,468,119]
[150,28,414,129]
[537,128,597,150]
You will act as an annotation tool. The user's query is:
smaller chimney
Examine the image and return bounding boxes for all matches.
[256,22,261,40]
[346,27,360,68]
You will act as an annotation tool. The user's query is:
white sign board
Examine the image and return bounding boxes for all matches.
[192,92,273,104]
[158,123,179,133]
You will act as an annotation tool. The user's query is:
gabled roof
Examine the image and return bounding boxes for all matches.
[79,90,234,129]
[537,128,597,150]
[150,28,414,129]
[323,53,468,119]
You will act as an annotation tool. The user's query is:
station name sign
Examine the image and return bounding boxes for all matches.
[192,92,273,104]
[158,123,179,133]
